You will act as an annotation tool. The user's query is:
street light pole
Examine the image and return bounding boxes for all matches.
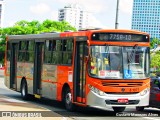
[115,0,119,29]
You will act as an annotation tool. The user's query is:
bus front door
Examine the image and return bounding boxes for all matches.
[33,42,44,97]
[10,43,18,90]
[74,41,87,104]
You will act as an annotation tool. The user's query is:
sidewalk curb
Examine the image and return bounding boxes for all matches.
[0,70,4,77]
[0,77,71,119]
[0,75,4,77]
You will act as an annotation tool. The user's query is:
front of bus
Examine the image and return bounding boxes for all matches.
[86,30,150,112]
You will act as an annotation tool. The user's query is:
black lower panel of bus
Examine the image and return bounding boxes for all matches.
[105,100,139,105]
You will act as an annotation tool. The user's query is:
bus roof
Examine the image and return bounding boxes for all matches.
[7,29,149,40]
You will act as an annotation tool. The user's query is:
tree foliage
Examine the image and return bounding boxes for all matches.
[0,19,76,64]
[151,51,160,71]
[0,34,6,65]
[150,38,160,49]
[150,37,160,72]
[1,20,76,36]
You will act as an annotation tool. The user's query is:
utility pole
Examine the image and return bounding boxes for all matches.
[115,0,119,29]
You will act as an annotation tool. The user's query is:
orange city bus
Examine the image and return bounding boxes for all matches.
[4,29,150,112]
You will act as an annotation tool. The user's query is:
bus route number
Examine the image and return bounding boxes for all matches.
[109,34,132,41]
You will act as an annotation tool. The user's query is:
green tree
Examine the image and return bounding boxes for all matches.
[0,35,6,51]
[151,52,160,71]
[41,19,76,32]
[150,38,160,49]
[0,19,76,65]
[0,34,6,65]
[1,19,76,35]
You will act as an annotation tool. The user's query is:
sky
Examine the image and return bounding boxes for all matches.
[2,0,133,29]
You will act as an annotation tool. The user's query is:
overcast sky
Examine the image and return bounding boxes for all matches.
[2,0,133,29]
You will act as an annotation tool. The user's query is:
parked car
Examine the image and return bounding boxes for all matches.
[149,77,160,108]
[136,77,160,111]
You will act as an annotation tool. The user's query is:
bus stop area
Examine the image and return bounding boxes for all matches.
[0,70,69,119]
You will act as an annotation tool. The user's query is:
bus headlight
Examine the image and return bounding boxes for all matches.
[88,84,105,96]
[140,88,149,96]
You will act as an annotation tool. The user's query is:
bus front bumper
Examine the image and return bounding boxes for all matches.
[87,90,150,110]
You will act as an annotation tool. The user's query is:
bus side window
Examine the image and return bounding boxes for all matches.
[25,41,29,61]
[56,40,62,51]
[56,40,62,64]
[19,41,27,50]
[52,40,58,64]
[67,39,73,51]
[28,41,34,51]
[67,39,73,64]
[26,41,34,62]
[48,40,53,51]
[62,40,67,51]
[62,39,67,64]
[62,39,73,65]
[44,40,52,64]
[53,40,56,51]
[18,41,26,62]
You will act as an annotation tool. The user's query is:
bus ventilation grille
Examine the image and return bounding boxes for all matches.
[105,92,139,95]
[101,82,143,87]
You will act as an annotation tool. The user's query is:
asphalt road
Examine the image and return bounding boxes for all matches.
[0,75,160,120]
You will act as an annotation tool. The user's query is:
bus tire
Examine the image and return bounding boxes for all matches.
[64,88,75,111]
[112,107,125,112]
[21,80,28,100]
[136,106,144,111]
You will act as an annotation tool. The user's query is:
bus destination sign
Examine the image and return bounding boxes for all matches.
[91,33,149,42]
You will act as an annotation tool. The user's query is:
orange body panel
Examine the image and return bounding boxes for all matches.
[76,97,86,103]
[56,66,73,101]
[86,76,150,95]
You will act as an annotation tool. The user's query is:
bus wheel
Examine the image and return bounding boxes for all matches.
[21,80,28,100]
[136,106,144,111]
[64,88,75,111]
[112,107,125,112]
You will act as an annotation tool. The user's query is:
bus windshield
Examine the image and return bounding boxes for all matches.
[89,45,150,79]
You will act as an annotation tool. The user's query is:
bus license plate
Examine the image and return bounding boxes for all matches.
[118,98,128,103]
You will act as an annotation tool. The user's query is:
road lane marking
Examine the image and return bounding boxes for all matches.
[4,98,27,103]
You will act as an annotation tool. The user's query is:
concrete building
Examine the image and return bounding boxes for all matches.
[0,0,4,28]
[58,4,91,30]
[132,0,160,39]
